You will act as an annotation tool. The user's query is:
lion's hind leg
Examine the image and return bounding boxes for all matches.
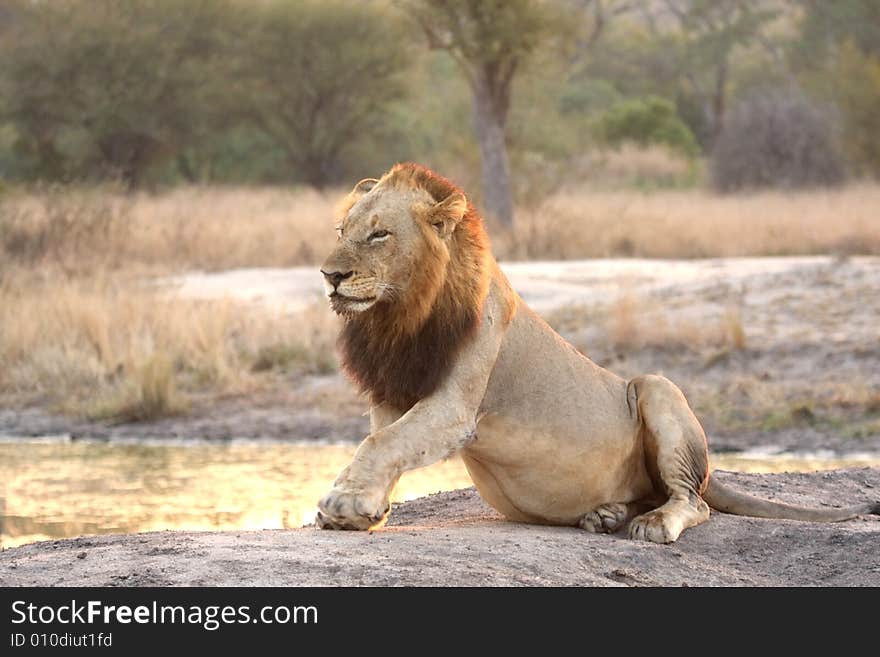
[578,501,653,534]
[627,375,710,544]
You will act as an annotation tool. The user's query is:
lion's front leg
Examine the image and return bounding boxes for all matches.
[316,404,403,530]
[317,291,506,531]
[316,405,477,530]
[316,469,394,530]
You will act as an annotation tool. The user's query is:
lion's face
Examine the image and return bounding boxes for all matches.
[321,175,467,318]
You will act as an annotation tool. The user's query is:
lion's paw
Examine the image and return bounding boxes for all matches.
[628,510,677,544]
[316,488,390,531]
[578,503,629,534]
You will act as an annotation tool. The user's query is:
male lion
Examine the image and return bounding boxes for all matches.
[316,162,878,543]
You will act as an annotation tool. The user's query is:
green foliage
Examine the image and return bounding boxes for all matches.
[559,79,621,117]
[794,2,880,178]
[403,0,566,79]
[594,97,699,159]
[241,0,413,187]
[0,0,236,186]
[0,0,412,188]
[796,0,880,59]
[402,0,575,225]
[0,0,876,192]
[828,43,880,177]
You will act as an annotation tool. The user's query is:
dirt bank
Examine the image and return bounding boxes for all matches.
[2,468,877,587]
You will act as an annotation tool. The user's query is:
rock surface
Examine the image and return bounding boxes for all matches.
[2,469,878,587]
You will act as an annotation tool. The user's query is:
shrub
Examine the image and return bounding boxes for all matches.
[711,91,845,192]
[594,96,700,160]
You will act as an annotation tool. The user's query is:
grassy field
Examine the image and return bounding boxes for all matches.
[1,181,878,422]
[0,186,339,419]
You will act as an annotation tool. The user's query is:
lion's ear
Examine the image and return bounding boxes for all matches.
[337,178,380,220]
[351,178,379,198]
[428,192,468,238]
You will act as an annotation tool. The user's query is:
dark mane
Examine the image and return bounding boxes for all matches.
[338,163,490,411]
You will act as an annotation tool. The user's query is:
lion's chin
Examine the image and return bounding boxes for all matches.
[329,293,378,317]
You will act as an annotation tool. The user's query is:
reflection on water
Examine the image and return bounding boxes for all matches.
[1,440,878,549]
[0,441,473,549]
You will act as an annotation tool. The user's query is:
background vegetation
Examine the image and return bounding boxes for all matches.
[1,0,879,204]
[1,0,878,423]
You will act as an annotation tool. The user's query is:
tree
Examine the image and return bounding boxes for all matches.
[793,0,880,176]
[0,0,235,187]
[242,1,411,188]
[795,0,880,59]
[657,0,781,147]
[824,43,880,176]
[403,1,565,226]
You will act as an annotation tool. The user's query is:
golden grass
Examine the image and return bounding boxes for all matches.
[0,271,338,420]
[0,185,338,276]
[125,186,338,270]
[495,183,880,260]
[0,186,343,420]
[611,301,747,352]
[690,374,880,437]
[591,144,697,186]
[4,181,879,274]
[1,180,877,420]
[548,291,747,353]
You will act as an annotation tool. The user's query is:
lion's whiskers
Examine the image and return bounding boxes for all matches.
[377,281,402,301]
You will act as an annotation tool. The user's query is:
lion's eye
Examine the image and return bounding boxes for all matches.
[368,229,390,242]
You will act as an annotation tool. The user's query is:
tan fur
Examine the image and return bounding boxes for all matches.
[316,163,879,542]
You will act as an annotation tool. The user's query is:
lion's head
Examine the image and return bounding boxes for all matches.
[321,162,491,410]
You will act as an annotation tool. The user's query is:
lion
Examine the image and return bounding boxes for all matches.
[315,162,879,543]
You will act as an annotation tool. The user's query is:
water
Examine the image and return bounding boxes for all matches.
[2,439,878,549]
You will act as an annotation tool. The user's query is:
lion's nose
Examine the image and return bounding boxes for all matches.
[321,269,353,289]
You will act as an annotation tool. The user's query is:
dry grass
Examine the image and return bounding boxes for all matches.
[605,290,746,351]
[0,185,338,276]
[691,375,880,437]
[550,294,879,438]
[0,271,338,420]
[125,186,338,270]
[4,181,879,274]
[0,186,343,420]
[495,183,880,260]
[591,145,697,187]
[1,180,877,421]
[549,291,747,353]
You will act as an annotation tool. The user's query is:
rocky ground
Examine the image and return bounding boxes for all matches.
[2,469,878,587]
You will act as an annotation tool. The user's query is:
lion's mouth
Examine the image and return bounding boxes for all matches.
[329,292,378,314]
[330,292,377,303]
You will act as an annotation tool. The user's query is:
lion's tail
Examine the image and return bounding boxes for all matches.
[703,475,880,522]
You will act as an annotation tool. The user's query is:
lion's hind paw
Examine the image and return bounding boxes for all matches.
[578,502,629,534]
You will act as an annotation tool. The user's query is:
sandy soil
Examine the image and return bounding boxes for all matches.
[2,256,877,452]
[2,468,877,587]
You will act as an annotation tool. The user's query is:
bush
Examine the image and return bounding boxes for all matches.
[711,91,845,192]
[594,96,700,160]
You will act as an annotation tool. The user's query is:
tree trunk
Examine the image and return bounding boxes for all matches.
[176,153,198,183]
[471,74,514,227]
[710,59,729,144]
